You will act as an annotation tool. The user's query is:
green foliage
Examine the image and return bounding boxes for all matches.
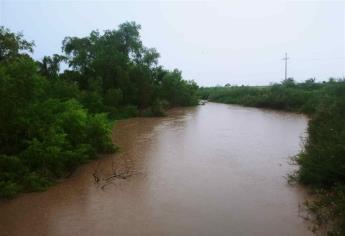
[297,95,345,188]
[45,78,81,101]
[85,113,115,153]
[150,99,168,116]
[37,54,66,80]
[108,105,139,120]
[159,69,199,106]
[80,90,105,113]
[61,23,198,111]
[0,155,26,198]
[199,81,344,114]
[0,29,115,198]
[0,26,34,61]
[201,79,345,234]
[140,99,167,117]
[0,23,198,198]
[0,179,22,199]
[104,88,123,107]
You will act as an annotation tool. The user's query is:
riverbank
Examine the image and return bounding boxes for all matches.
[199,79,345,235]
[0,103,312,236]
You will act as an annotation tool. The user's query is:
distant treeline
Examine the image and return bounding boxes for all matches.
[0,22,198,198]
[199,78,345,235]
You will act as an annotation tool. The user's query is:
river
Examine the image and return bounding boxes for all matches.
[0,103,312,236]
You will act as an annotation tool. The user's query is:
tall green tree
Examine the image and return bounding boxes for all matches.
[0,26,34,61]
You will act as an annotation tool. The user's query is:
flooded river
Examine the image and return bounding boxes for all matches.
[0,103,312,236]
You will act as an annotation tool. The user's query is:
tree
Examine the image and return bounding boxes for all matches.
[38,54,66,79]
[0,26,34,61]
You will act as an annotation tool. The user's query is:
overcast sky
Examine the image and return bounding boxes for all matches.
[1,0,344,86]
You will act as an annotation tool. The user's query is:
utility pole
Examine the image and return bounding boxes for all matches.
[282,52,289,80]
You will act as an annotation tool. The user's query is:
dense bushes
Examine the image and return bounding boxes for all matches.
[297,95,345,187]
[296,88,345,235]
[200,79,345,235]
[200,80,345,113]
[0,23,198,198]
[0,56,114,198]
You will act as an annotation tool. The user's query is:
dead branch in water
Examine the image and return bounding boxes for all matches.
[92,164,143,191]
[104,168,139,181]
[92,173,100,183]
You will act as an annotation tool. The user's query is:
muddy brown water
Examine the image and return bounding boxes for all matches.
[0,103,313,236]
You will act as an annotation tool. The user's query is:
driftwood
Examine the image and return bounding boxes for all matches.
[92,173,100,183]
[92,160,142,190]
[104,170,131,181]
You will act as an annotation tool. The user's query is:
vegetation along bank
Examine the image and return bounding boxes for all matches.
[199,79,345,235]
[0,22,198,198]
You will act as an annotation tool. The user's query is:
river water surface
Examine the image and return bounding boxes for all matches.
[0,103,312,236]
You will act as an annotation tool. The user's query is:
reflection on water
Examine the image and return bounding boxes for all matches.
[0,103,312,236]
